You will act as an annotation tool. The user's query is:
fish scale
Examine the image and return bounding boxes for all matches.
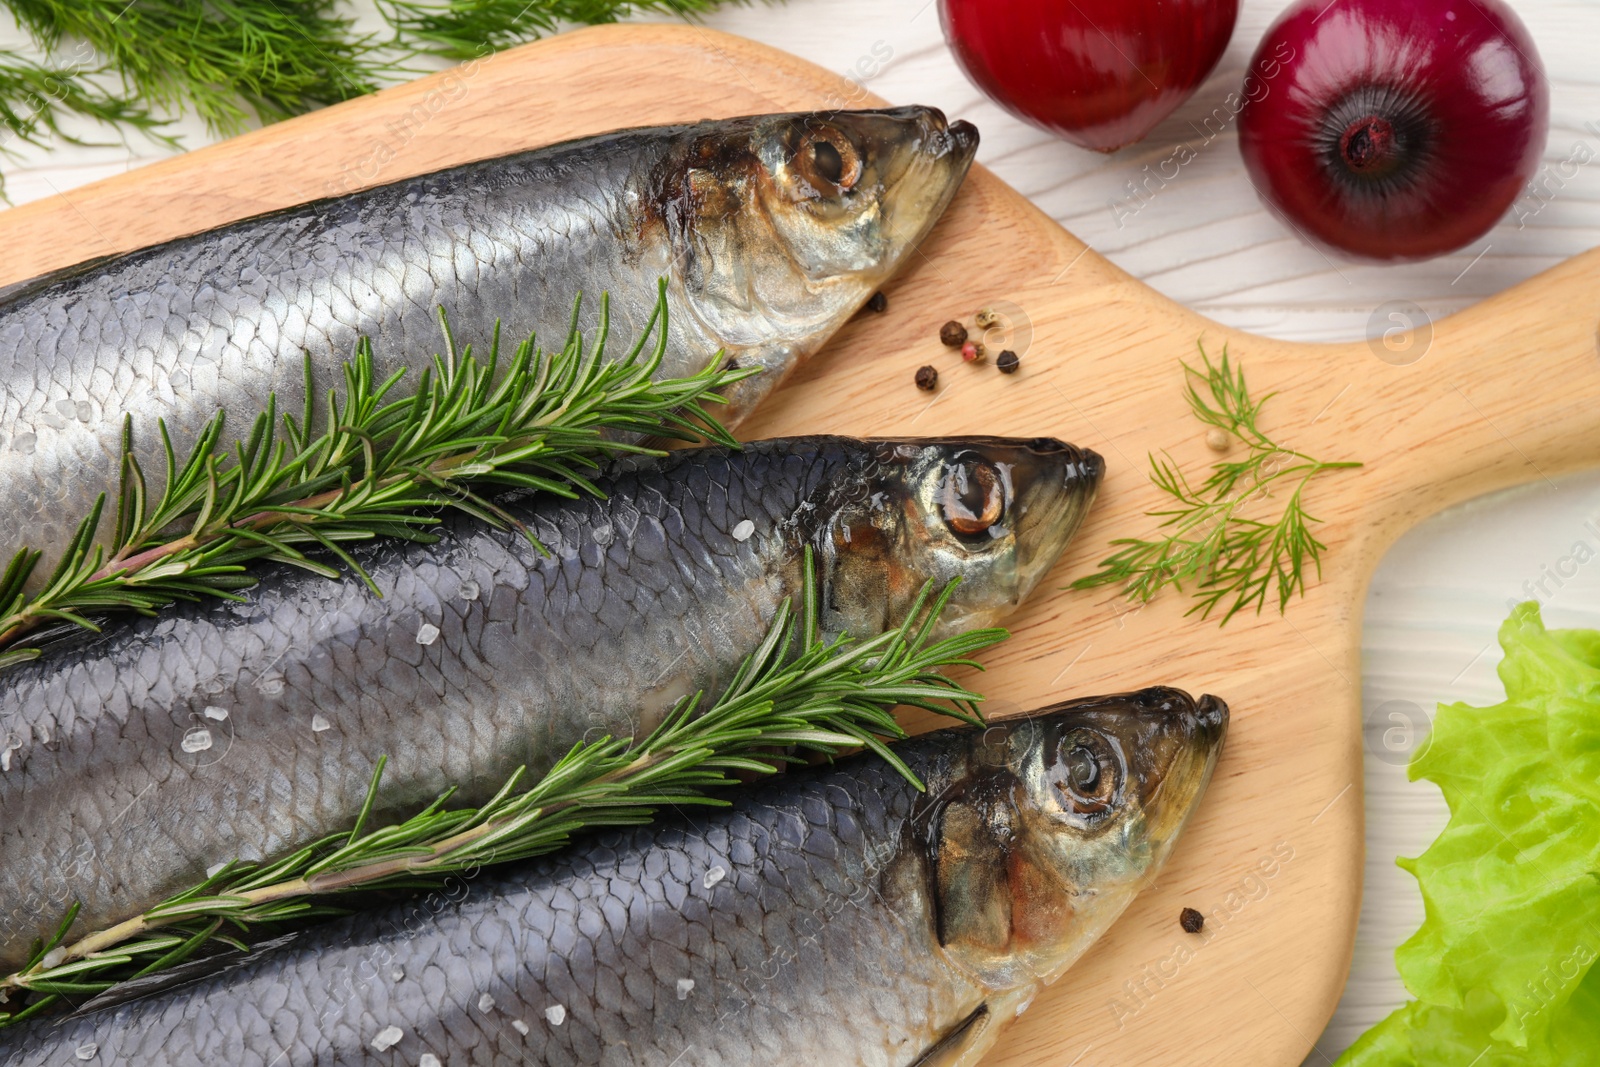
[1,737,976,1067]
[0,435,1101,972]
[0,108,977,579]
[0,691,1226,1067]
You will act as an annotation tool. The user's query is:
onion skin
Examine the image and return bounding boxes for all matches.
[940,0,1239,153]
[1238,0,1548,262]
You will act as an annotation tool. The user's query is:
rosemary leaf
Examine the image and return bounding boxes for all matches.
[0,561,1005,1020]
[1072,343,1362,624]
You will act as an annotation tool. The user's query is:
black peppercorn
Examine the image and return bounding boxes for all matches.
[1179,907,1205,934]
[866,291,888,313]
[914,365,938,391]
[996,349,1020,374]
[939,320,967,347]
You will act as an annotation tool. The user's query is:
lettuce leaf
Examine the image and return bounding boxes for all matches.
[1337,603,1600,1066]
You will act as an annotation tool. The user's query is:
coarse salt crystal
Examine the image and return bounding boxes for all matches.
[416,623,440,646]
[391,967,405,982]
[676,978,695,1000]
[42,948,66,969]
[206,862,228,879]
[477,993,495,1013]
[370,1025,403,1052]
[420,1056,441,1067]
[458,580,480,601]
[512,1020,530,1036]
[731,519,755,542]
[203,705,229,721]
[544,1004,566,1027]
[312,715,332,733]
[181,728,213,753]
[702,865,726,889]
[74,1044,97,1061]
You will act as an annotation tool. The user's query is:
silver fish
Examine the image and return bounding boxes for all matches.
[0,689,1226,1066]
[0,435,1101,970]
[0,108,977,576]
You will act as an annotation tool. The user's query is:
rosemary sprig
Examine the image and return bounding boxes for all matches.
[0,283,750,669]
[0,566,1004,1022]
[1072,344,1362,623]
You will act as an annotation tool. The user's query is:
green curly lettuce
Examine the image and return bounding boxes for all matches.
[1338,602,1600,1066]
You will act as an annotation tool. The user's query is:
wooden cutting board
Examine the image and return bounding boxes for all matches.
[6,24,1598,1066]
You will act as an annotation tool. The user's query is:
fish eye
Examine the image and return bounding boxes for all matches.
[794,126,863,197]
[1067,746,1100,792]
[1050,728,1121,818]
[939,460,1005,540]
[813,140,844,184]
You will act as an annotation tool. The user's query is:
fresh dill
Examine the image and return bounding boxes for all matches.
[0,282,750,669]
[0,0,754,190]
[1072,344,1362,624]
[5,0,383,133]
[0,49,178,195]
[0,566,1004,1024]
[382,0,749,60]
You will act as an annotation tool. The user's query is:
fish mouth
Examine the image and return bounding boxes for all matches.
[899,106,979,169]
[946,118,980,162]
[858,104,978,260]
[1004,439,1105,598]
[1121,687,1229,839]
[1192,693,1229,748]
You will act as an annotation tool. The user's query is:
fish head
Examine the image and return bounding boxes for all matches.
[657,108,978,423]
[811,437,1102,639]
[924,689,1228,989]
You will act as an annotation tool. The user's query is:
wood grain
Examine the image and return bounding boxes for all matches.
[6,24,1599,1066]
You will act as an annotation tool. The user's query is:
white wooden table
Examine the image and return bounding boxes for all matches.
[5,0,1598,1060]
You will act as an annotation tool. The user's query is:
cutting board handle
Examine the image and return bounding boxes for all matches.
[1344,244,1600,537]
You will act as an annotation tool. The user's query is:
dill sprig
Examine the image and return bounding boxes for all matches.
[0,282,750,669]
[0,0,755,189]
[381,0,747,60]
[0,49,177,171]
[5,0,381,134]
[1072,344,1362,623]
[0,567,1004,1024]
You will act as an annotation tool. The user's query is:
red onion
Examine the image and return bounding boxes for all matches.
[1238,0,1548,262]
[939,0,1239,153]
